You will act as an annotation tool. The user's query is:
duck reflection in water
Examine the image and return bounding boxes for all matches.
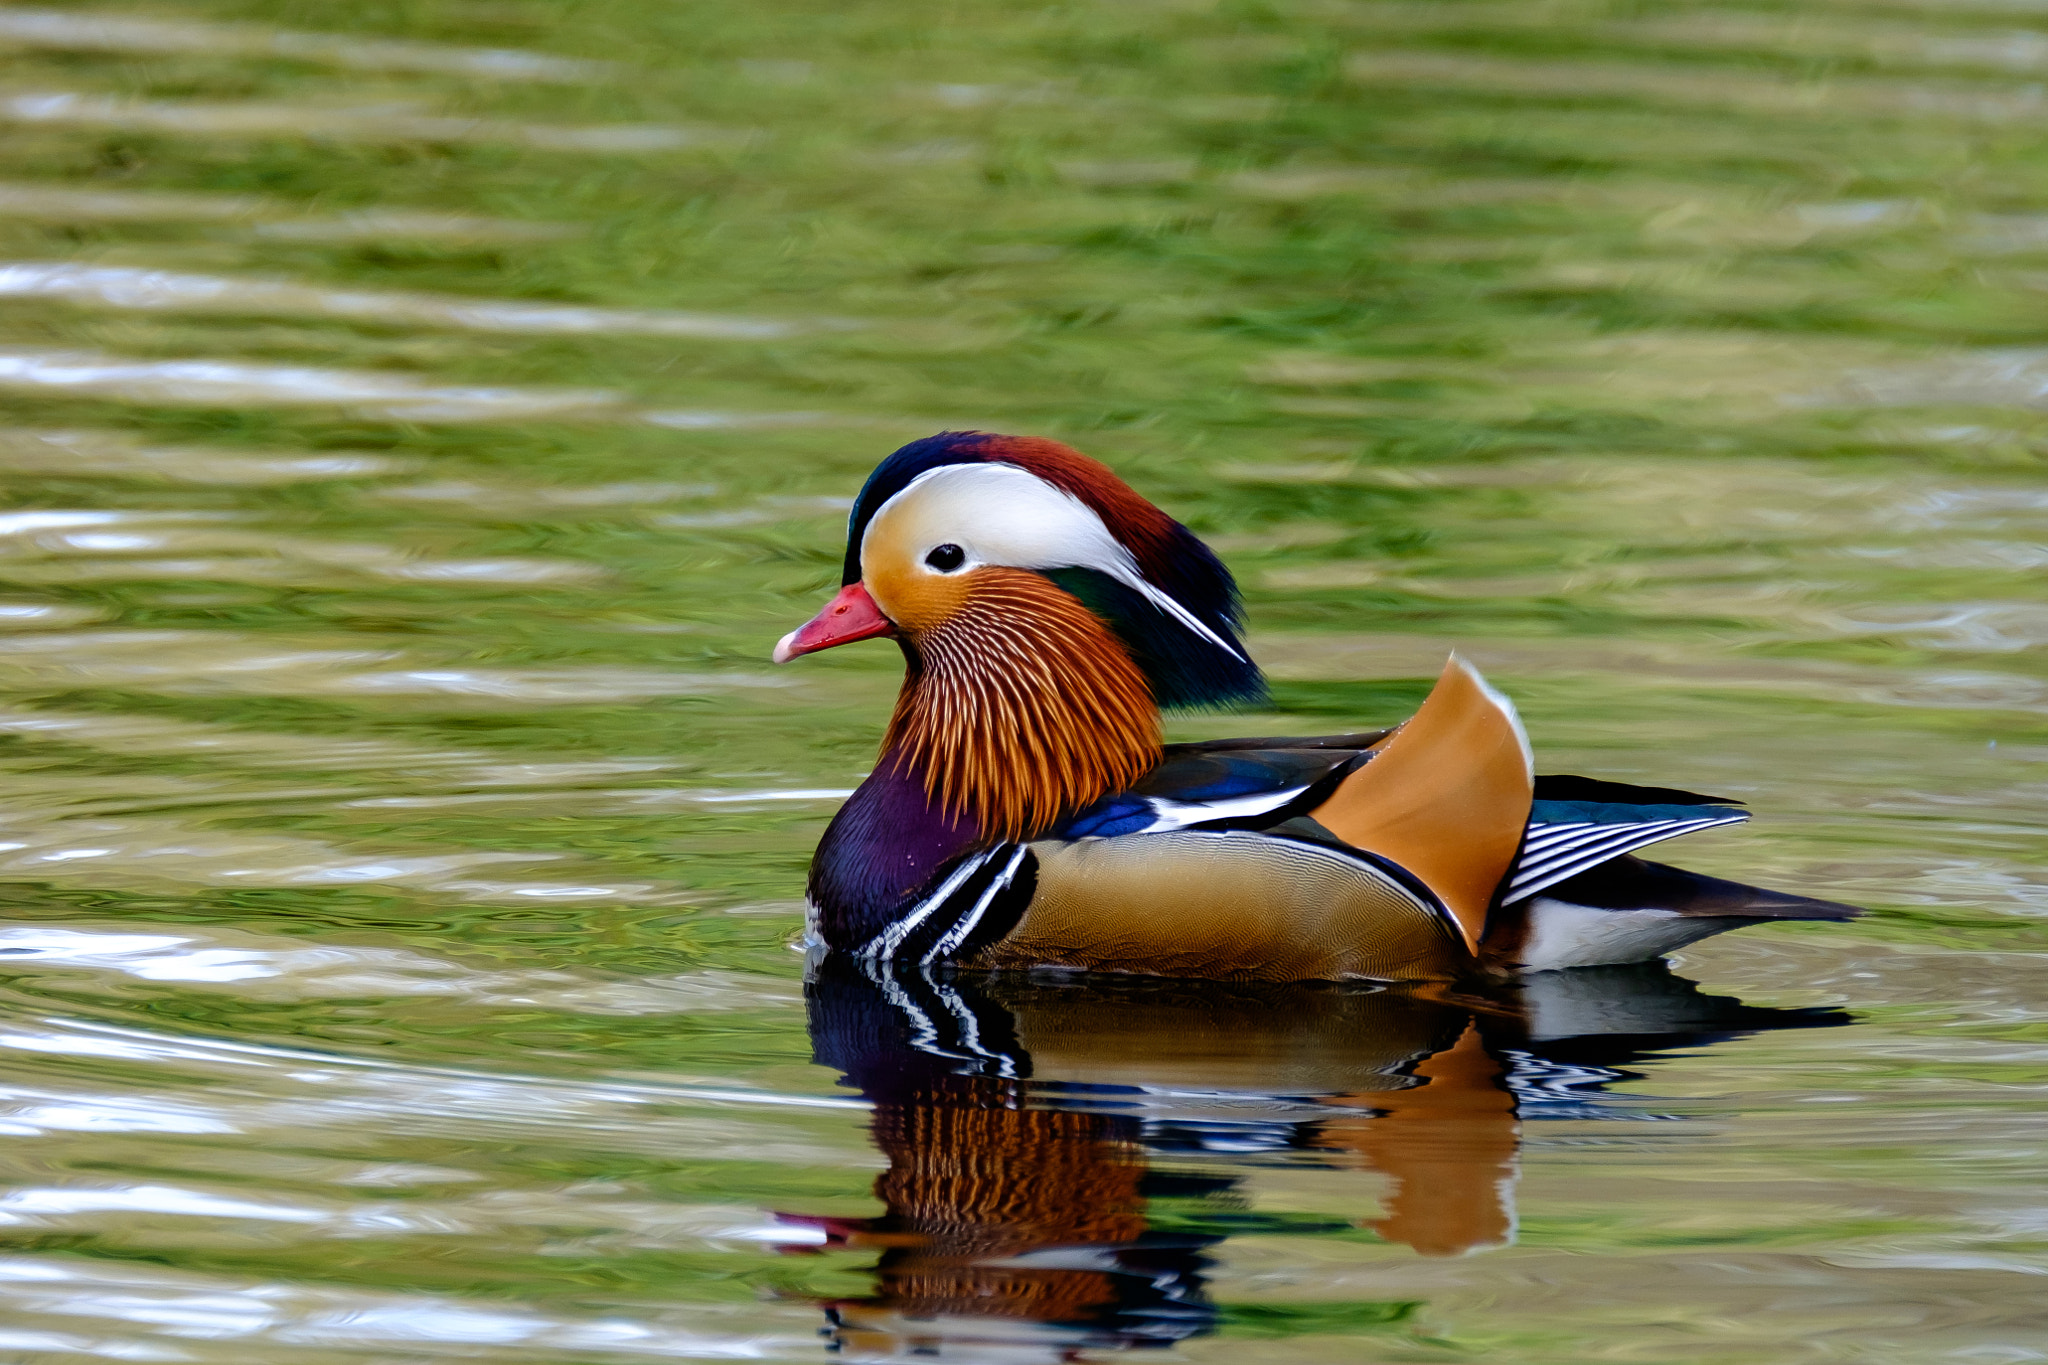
[780,957,1843,1361]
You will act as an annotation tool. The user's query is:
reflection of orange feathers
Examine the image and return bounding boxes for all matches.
[885,568,1160,842]
[867,1097,1148,1323]
[1319,1023,1520,1257]
[873,1100,1148,1248]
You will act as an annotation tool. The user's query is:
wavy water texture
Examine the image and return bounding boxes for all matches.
[0,91,745,150]
[0,0,2039,1361]
[0,5,608,80]
[0,350,843,426]
[0,428,412,482]
[0,180,574,240]
[0,263,843,338]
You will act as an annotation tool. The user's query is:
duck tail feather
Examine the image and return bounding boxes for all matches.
[1551,855,1866,922]
[1533,774,1745,806]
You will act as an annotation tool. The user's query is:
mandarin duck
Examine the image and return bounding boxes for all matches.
[774,433,1861,981]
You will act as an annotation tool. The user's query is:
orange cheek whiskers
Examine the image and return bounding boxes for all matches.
[883,570,1160,844]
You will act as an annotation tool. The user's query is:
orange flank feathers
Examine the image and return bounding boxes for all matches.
[1309,657,1534,952]
[883,568,1162,843]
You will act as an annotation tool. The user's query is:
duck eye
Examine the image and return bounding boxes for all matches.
[924,543,966,572]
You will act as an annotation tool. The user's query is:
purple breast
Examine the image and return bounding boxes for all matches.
[808,756,984,947]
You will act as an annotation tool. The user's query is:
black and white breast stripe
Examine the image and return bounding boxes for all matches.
[857,844,1036,966]
[1504,812,1749,905]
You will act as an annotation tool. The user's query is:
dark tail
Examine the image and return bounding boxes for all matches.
[1554,855,1865,922]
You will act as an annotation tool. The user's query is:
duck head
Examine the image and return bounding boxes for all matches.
[775,432,1266,841]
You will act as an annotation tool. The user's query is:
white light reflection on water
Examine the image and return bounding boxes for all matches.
[1825,348,2048,408]
[0,924,802,1012]
[0,350,624,421]
[0,510,605,588]
[0,351,853,427]
[0,809,679,903]
[1810,603,2048,652]
[0,1175,828,1250]
[0,1014,867,1118]
[0,92,744,151]
[0,600,101,628]
[375,479,720,512]
[0,6,607,81]
[0,430,411,484]
[327,667,790,701]
[0,263,848,339]
[0,1254,814,1360]
[1344,47,2048,121]
[0,1184,324,1222]
[0,629,789,703]
[650,496,853,529]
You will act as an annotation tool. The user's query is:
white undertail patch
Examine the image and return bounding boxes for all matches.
[1519,897,1737,970]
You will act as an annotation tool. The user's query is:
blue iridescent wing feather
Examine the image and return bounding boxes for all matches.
[1056,741,1370,839]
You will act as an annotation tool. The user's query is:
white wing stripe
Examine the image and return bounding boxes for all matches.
[1506,814,1748,903]
[1519,822,1600,853]
[1516,820,1729,878]
[1520,814,1746,862]
[1140,783,1311,833]
[1508,820,1748,901]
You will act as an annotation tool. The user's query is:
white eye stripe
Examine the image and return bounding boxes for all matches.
[864,463,1120,577]
[862,462,1246,662]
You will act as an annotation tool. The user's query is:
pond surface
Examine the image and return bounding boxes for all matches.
[0,0,2043,1360]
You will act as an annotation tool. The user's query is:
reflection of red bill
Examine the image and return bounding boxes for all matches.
[773,582,895,663]
[768,1211,924,1251]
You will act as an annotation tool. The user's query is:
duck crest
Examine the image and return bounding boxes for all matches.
[843,431,1263,710]
[883,568,1161,844]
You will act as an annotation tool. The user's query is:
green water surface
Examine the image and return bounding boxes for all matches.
[0,0,2042,1360]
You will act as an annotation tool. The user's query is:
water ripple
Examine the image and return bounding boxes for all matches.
[375,478,718,514]
[0,350,853,427]
[0,180,574,241]
[1821,348,2048,409]
[0,1253,813,1360]
[0,6,608,81]
[0,510,604,588]
[0,91,746,152]
[0,629,787,706]
[0,349,623,421]
[0,429,411,484]
[1345,48,2048,123]
[0,1178,821,1252]
[0,263,849,339]
[0,926,795,1013]
[0,705,678,782]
